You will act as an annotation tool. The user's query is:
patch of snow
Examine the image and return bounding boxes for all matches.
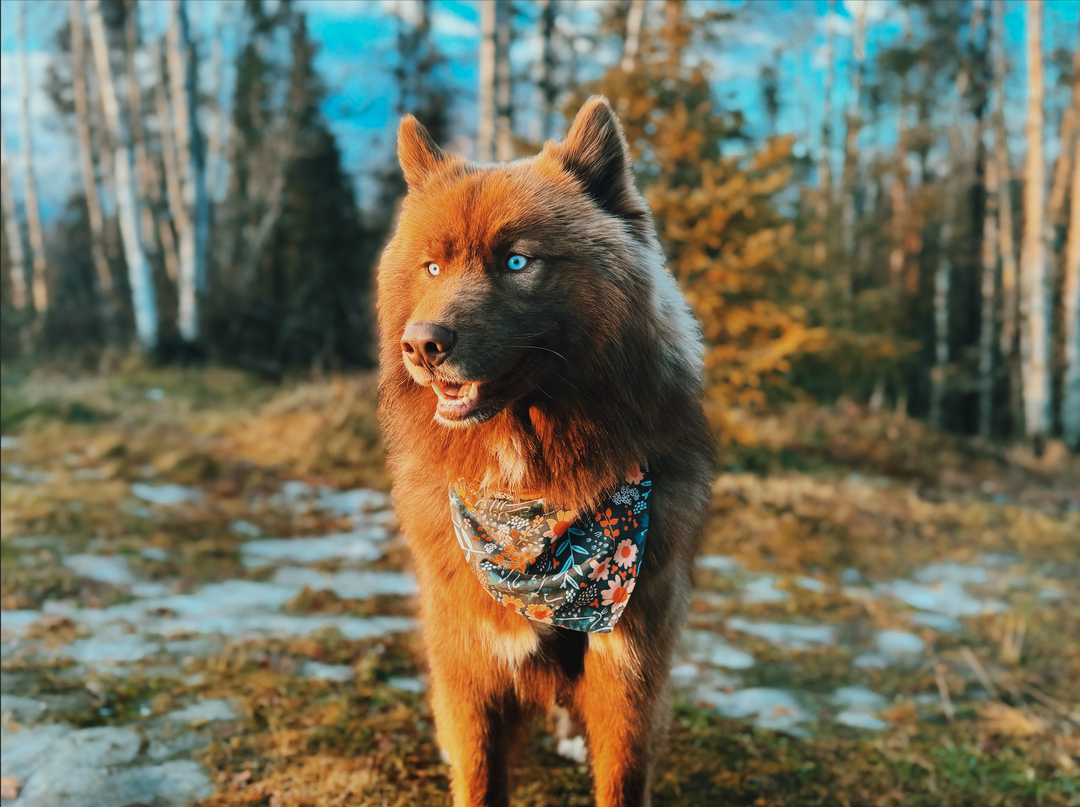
[728,618,836,649]
[230,519,262,537]
[695,555,742,574]
[145,388,166,401]
[555,734,588,764]
[131,483,203,506]
[140,547,170,562]
[63,554,134,586]
[387,676,426,693]
[65,633,160,665]
[302,661,354,682]
[835,710,888,730]
[682,630,756,669]
[831,686,886,711]
[0,694,48,721]
[0,436,20,450]
[241,530,387,566]
[914,563,989,585]
[131,582,173,598]
[742,575,790,603]
[875,629,924,662]
[911,612,962,632]
[270,567,418,598]
[1,610,43,638]
[797,576,826,592]
[1039,587,1065,601]
[163,699,236,724]
[696,687,813,734]
[884,580,985,618]
[841,568,863,584]
[669,662,699,682]
[318,488,391,516]
[1,464,54,483]
[853,653,889,669]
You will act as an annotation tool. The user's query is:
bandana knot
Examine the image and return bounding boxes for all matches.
[449,464,652,633]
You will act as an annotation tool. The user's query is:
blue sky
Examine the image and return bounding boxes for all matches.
[0,0,1077,221]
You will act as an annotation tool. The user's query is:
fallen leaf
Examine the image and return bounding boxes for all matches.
[0,777,21,800]
[978,702,1045,738]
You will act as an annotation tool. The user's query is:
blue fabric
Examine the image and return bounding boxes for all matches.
[449,465,652,633]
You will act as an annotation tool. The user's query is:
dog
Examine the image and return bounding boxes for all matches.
[377,96,713,807]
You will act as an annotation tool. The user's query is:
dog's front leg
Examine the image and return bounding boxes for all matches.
[574,627,671,807]
[425,611,533,807]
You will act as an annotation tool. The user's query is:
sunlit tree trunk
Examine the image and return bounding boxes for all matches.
[123,0,180,288]
[70,0,116,327]
[206,2,229,203]
[494,0,513,161]
[0,129,29,312]
[477,1,497,162]
[86,0,159,349]
[168,0,209,343]
[1063,136,1080,451]
[993,0,1021,434]
[18,0,48,314]
[1019,0,1049,449]
[622,0,646,72]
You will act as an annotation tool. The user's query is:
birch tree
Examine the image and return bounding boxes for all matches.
[152,36,185,277]
[818,0,835,236]
[622,0,646,73]
[70,0,115,318]
[1019,0,1049,448]
[168,0,210,342]
[978,0,998,439]
[1063,136,1080,451]
[0,130,29,312]
[477,1,497,162]
[18,0,48,314]
[86,0,159,349]
[839,0,868,268]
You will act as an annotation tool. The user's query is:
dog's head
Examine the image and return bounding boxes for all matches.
[379,97,688,430]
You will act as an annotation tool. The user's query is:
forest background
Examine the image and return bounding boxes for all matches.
[1,0,1078,454]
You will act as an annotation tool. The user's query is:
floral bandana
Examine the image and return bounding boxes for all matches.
[449,464,652,633]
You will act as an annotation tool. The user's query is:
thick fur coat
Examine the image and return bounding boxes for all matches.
[377,97,713,807]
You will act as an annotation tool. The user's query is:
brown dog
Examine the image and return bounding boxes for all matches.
[377,97,713,807]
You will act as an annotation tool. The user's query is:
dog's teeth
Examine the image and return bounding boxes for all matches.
[432,383,447,401]
[467,383,480,400]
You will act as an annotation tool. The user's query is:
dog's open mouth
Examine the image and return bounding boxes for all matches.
[431,379,486,422]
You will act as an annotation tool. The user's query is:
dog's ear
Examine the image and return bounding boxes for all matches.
[552,96,645,222]
[398,115,444,188]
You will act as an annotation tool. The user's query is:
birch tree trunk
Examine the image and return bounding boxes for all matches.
[1047,49,1079,236]
[70,0,115,325]
[477,1,497,162]
[19,0,48,314]
[979,128,1000,439]
[993,0,1021,433]
[153,38,185,282]
[1019,0,1049,448]
[168,0,210,343]
[494,0,513,162]
[86,0,158,349]
[1063,136,1080,451]
[622,0,646,73]
[0,130,29,312]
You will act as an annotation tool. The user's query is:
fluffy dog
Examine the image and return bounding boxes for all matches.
[377,96,713,807]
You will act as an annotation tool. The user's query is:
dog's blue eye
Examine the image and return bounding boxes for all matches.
[506,255,528,271]
[426,262,440,277]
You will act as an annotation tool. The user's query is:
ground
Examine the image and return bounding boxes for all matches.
[1,366,1078,807]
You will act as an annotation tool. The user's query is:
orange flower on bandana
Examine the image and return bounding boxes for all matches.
[526,603,554,624]
[625,465,645,485]
[613,538,638,569]
[544,509,578,539]
[500,594,525,612]
[588,558,611,581]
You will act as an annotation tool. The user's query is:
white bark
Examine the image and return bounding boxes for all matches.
[494,0,513,162]
[840,0,868,264]
[1063,136,1080,450]
[19,0,48,313]
[168,0,210,343]
[477,1,497,162]
[622,0,646,72]
[86,0,158,349]
[0,130,29,312]
[1019,0,1049,445]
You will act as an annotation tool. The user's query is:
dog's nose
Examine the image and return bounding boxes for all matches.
[401,321,456,368]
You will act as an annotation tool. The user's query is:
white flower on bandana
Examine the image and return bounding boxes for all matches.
[587,558,610,581]
[601,576,636,610]
[613,538,638,569]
